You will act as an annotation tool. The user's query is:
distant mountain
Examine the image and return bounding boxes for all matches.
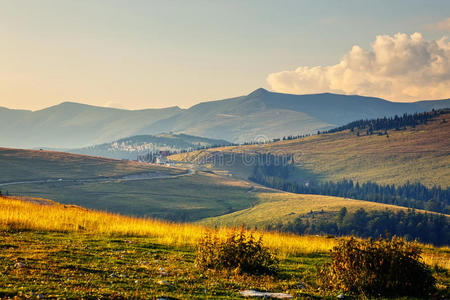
[0,103,182,149]
[1,89,449,148]
[68,133,231,160]
[142,89,450,143]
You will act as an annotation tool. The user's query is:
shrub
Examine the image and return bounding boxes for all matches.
[317,236,436,297]
[195,227,279,275]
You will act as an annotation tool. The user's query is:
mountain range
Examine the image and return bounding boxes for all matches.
[1,88,449,148]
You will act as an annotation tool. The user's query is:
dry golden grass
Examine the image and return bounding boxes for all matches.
[1,196,448,269]
[0,196,334,256]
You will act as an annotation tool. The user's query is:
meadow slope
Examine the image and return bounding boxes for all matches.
[0,196,448,298]
[0,148,183,183]
[199,192,446,228]
[170,110,450,187]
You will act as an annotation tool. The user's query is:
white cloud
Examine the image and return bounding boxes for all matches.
[427,18,450,32]
[267,32,450,101]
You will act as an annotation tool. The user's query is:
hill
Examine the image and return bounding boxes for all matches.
[2,146,444,228]
[0,196,448,298]
[1,89,449,148]
[0,147,262,221]
[199,192,436,228]
[0,147,184,184]
[68,133,231,160]
[200,191,449,245]
[170,109,450,188]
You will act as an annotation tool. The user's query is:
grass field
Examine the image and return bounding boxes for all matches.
[4,168,430,225]
[199,192,443,228]
[2,172,263,221]
[0,196,448,298]
[170,112,450,187]
[0,148,184,183]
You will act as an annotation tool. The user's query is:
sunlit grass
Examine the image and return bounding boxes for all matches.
[0,196,334,256]
[1,196,448,269]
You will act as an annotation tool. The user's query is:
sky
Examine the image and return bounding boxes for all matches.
[0,0,449,111]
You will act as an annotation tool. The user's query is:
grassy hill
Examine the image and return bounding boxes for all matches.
[199,192,442,228]
[171,109,450,188]
[0,147,264,221]
[0,196,448,298]
[4,172,263,221]
[0,147,183,183]
[2,146,446,237]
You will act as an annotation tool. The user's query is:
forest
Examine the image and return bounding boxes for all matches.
[269,207,449,246]
[249,153,450,214]
[322,108,448,135]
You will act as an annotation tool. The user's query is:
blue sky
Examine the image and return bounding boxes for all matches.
[1,0,449,110]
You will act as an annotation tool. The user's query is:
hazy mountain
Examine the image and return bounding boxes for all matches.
[142,88,450,143]
[1,89,449,148]
[69,133,231,160]
[0,103,182,148]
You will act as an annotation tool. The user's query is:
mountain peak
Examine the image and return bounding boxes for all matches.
[248,88,269,97]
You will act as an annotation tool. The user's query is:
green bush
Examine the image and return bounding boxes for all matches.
[317,236,436,297]
[195,227,279,275]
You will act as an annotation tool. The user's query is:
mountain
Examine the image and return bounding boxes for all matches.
[68,133,232,160]
[153,89,449,143]
[1,89,449,148]
[0,103,182,149]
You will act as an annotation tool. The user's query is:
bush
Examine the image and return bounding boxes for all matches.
[317,236,436,297]
[195,227,279,275]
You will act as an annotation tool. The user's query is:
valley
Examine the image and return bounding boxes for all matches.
[2,3,449,297]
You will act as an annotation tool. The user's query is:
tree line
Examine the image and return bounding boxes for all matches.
[269,207,449,246]
[249,156,449,214]
[322,108,448,135]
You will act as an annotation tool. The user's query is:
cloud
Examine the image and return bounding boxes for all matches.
[426,18,450,32]
[267,32,450,101]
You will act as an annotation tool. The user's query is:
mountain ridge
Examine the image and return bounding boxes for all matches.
[1,89,449,148]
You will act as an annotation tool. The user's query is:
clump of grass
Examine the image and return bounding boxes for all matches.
[317,236,436,297]
[195,226,279,275]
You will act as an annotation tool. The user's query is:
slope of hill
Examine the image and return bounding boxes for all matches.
[0,147,260,221]
[2,146,441,225]
[0,147,184,184]
[0,196,448,298]
[171,109,450,188]
[4,172,262,221]
[1,89,449,148]
[200,192,426,227]
[68,133,231,160]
